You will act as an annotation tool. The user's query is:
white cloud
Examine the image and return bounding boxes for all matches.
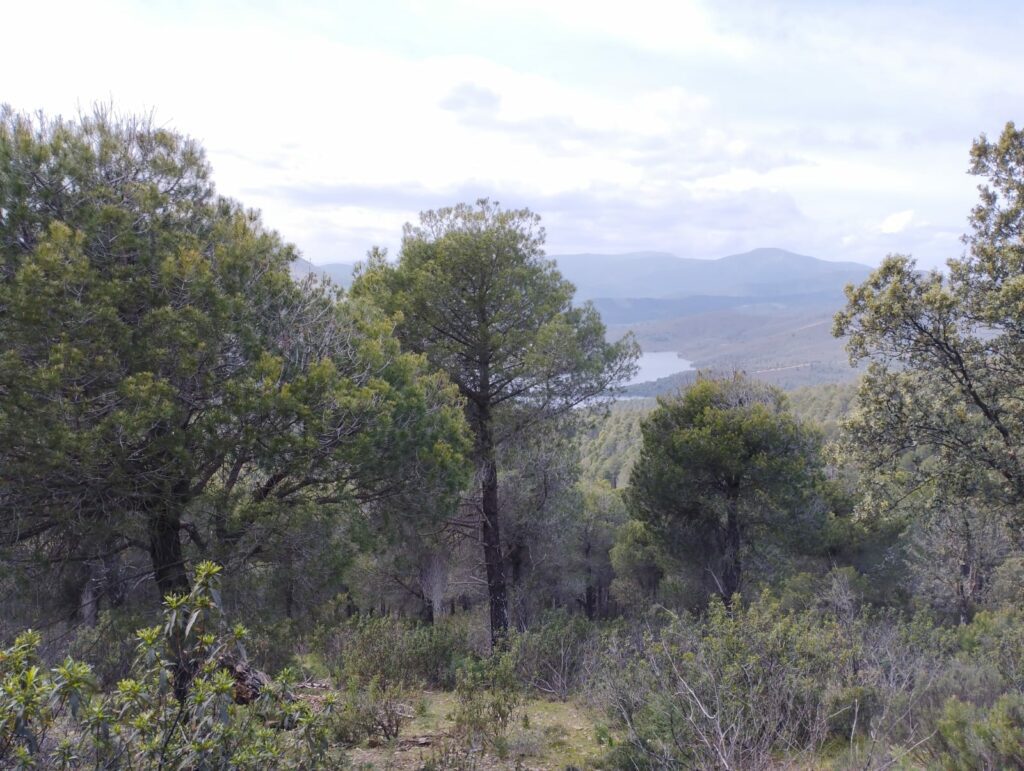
[880,210,915,234]
[467,0,752,59]
[1,0,1016,269]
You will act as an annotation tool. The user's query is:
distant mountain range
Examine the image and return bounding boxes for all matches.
[289,248,871,303]
[289,257,357,288]
[552,248,873,390]
[554,248,871,302]
[287,248,874,390]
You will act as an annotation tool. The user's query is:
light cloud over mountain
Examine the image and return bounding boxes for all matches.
[4,0,1021,269]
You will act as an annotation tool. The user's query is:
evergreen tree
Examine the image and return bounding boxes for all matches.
[834,122,1024,535]
[628,375,822,602]
[0,106,469,601]
[352,200,637,644]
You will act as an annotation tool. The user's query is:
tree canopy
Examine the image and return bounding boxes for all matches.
[0,106,470,600]
[834,121,1024,537]
[628,375,823,601]
[352,199,637,642]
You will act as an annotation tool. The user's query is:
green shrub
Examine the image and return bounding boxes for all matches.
[328,675,411,746]
[1,562,341,769]
[596,594,848,769]
[453,650,523,750]
[0,630,95,766]
[319,613,471,690]
[514,609,599,699]
[989,555,1024,609]
[824,684,878,741]
[245,617,305,678]
[931,693,1024,770]
[419,737,481,770]
[67,608,151,688]
[955,608,1024,691]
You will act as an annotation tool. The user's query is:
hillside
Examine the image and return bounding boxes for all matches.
[284,248,869,390]
[550,248,871,390]
[290,256,357,288]
[553,248,871,301]
[612,304,857,389]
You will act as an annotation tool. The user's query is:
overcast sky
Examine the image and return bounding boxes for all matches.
[5,0,1022,269]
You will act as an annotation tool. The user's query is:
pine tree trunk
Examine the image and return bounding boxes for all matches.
[80,573,98,627]
[149,508,190,599]
[481,449,509,646]
[721,495,742,604]
[472,357,508,648]
[584,584,597,620]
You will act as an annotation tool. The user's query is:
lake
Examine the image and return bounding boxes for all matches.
[627,351,694,386]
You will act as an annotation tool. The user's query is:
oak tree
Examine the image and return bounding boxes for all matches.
[834,122,1024,538]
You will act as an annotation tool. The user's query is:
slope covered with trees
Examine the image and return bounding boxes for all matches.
[1,107,1023,770]
[0,107,469,630]
[350,202,637,644]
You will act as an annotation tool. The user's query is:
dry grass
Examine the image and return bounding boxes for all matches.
[343,690,610,770]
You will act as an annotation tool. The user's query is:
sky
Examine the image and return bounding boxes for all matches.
[4,0,1023,270]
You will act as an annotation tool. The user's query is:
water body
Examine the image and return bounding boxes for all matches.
[627,351,694,386]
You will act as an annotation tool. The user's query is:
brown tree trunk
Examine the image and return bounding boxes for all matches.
[481,448,509,647]
[103,553,127,608]
[80,572,99,627]
[148,501,193,702]
[584,584,597,620]
[583,540,597,619]
[470,355,508,648]
[956,512,980,625]
[721,492,742,604]
[149,508,190,599]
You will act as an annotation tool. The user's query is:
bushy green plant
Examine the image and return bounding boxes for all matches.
[514,609,599,700]
[597,594,849,770]
[989,555,1024,609]
[67,608,152,688]
[329,675,411,746]
[452,650,523,750]
[930,693,1024,770]
[955,608,1024,691]
[824,684,879,742]
[587,592,1024,769]
[0,630,94,767]
[320,613,471,690]
[1,562,341,769]
[244,617,305,678]
[419,737,481,770]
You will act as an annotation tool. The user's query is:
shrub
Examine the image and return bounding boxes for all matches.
[514,609,599,699]
[596,594,848,770]
[319,613,471,690]
[824,684,878,742]
[989,555,1024,609]
[244,617,306,678]
[329,675,411,746]
[931,693,1024,770]
[419,737,481,770]
[955,608,1024,692]
[0,630,94,766]
[1,562,341,769]
[452,650,523,750]
[67,608,151,688]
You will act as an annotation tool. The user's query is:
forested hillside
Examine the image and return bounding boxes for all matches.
[2,108,1024,770]
[282,246,874,392]
[581,379,860,490]
[557,248,871,390]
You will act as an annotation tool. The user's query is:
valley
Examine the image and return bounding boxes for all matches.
[291,248,870,391]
